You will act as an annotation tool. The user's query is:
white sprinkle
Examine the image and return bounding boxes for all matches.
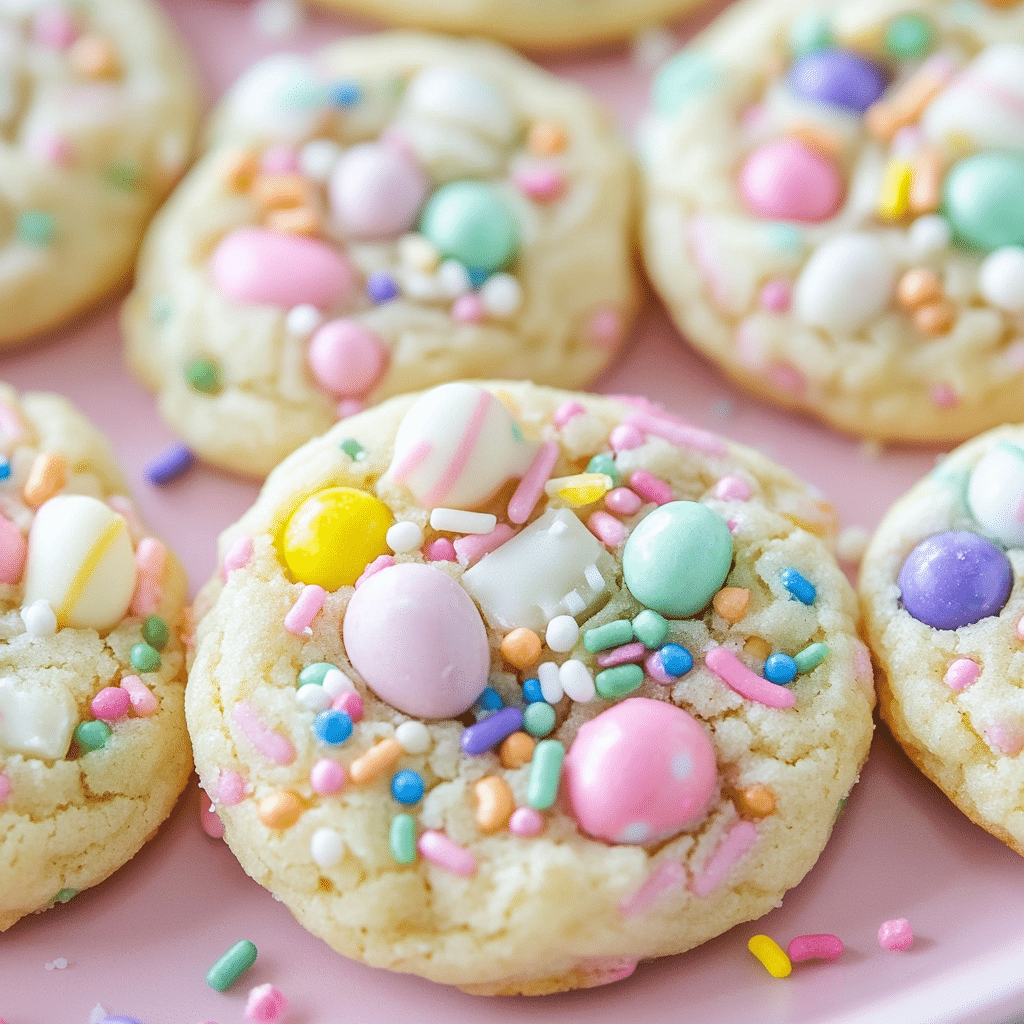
[907,214,951,258]
[398,233,439,271]
[387,521,424,553]
[836,525,870,564]
[437,259,472,298]
[252,0,304,38]
[322,668,356,699]
[545,614,579,653]
[559,659,595,702]
[298,138,343,181]
[429,508,497,534]
[21,599,56,637]
[538,661,563,704]
[296,683,332,713]
[402,270,442,301]
[479,273,523,318]
[285,304,323,336]
[310,827,344,868]
[395,721,431,754]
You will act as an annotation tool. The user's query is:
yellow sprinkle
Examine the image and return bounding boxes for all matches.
[878,159,912,220]
[543,473,613,507]
[748,934,792,978]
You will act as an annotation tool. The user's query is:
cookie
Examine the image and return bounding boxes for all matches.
[186,380,874,993]
[122,34,639,479]
[0,0,199,346]
[0,383,191,931]
[860,426,1024,856]
[639,0,1024,443]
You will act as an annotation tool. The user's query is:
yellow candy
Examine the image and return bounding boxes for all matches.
[748,934,792,978]
[280,487,392,589]
[543,473,613,507]
[878,159,912,220]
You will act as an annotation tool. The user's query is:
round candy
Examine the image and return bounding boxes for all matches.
[279,487,393,590]
[342,562,489,718]
[898,531,1012,630]
[884,12,933,58]
[562,697,717,844]
[739,139,843,223]
[622,501,733,618]
[787,48,886,114]
[328,142,428,240]
[967,442,1024,546]
[943,154,1024,254]
[978,247,1024,313]
[223,53,323,140]
[419,181,519,274]
[403,67,516,145]
[307,320,388,397]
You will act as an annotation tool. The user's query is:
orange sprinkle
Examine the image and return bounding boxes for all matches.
[221,150,260,192]
[69,35,119,78]
[910,147,943,215]
[864,66,948,141]
[500,628,542,670]
[474,776,515,833]
[265,206,320,236]
[914,300,957,337]
[713,587,750,624]
[737,785,776,818]
[499,731,535,770]
[743,637,771,663]
[348,738,402,784]
[251,173,312,211]
[23,452,66,507]
[527,121,567,156]
[897,267,942,310]
[786,122,843,158]
[257,790,303,829]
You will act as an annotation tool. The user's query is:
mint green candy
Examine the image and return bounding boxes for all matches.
[794,642,829,673]
[185,357,222,395]
[75,720,110,753]
[652,52,717,115]
[527,739,564,809]
[788,10,833,56]
[298,662,337,687]
[390,813,417,864]
[523,701,556,737]
[583,619,632,653]
[419,182,518,274]
[586,453,619,486]
[623,501,733,618]
[142,615,168,651]
[52,887,78,904]
[632,608,668,648]
[595,664,643,699]
[17,210,55,245]
[130,642,161,673]
[206,939,257,991]
[884,12,933,57]
[944,154,1024,253]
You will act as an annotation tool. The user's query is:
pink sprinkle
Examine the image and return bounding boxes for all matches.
[33,7,78,47]
[223,534,254,576]
[201,800,225,839]
[944,658,980,691]
[424,537,457,562]
[261,146,299,174]
[597,642,646,669]
[512,165,565,201]
[878,918,913,951]
[624,411,727,458]
[853,640,874,697]
[644,649,675,685]
[1017,615,1024,640]
[508,807,545,837]
[726,517,740,533]
[0,514,26,584]
[119,674,158,717]
[455,523,515,567]
[689,820,759,898]
[232,701,296,766]
[605,487,641,516]
[336,397,364,419]
[107,495,144,539]
[310,758,346,795]
[587,307,622,348]
[788,934,843,962]
[418,829,476,875]
[705,647,797,709]
[452,293,486,323]
[588,510,627,547]
[629,469,673,505]
[713,475,751,501]
[609,423,645,452]
[984,721,1024,757]
[578,957,638,985]
[90,686,130,722]
[218,768,247,805]
[0,404,24,446]
[0,773,10,802]
[245,982,288,1022]
[620,861,686,917]
[507,440,559,524]
[284,583,326,635]
[554,401,586,427]
[27,130,74,166]
[332,690,363,723]
[355,554,394,587]
[131,537,166,616]
[759,279,792,312]
[769,363,805,396]
[930,383,958,408]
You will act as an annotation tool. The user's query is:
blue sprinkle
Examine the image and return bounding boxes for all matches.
[144,443,195,485]
[781,567,816,605]
[764,653,797,685]
[467,266,490,288]
[390,769,425,805]
[313,709,353,745]
[478,686,503,711]
[367,271,399,303]
[522,677,544,703]
[659,643,693,677]
[0,460,10,481]
[461,706,523,755]
[328,80,361,108]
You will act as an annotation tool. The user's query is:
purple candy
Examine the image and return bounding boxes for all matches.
[898,531,1013,630]
[460,706,523,755]
[788,49,887,114]
[144,442,194,485]
[366,271,399,303]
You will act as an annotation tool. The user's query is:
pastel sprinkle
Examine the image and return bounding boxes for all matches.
[619,861,687,918]
[206,939,258,991]
[705,647,797,708]
[391,769,425,805]
[391,813,417,863]
[201,799,225,839]
[454,523,515,567]
[17,210,55,245]
[788,934,844,962]
[714,475,751,501]
[130,642,160,673]
[878,918,914,951]
[748,933,792,978]
[310,827,344,868]
[644,649,675,685]
[430,508,497,534]
[623,411,727,457]
[348,738,402,784]
[794,642,829,673]
[527,739,564,809]
[553,401,585,427]
[523,701,556,737]
[764,653,797,685]
[0,773,10,802]
[780,567,816,604]
[629,469,673,505]
[595,664,643,699]
[90,686,130,721]
[588,509,628,547]
[340,438,366,460]
[544,472,613,507]
[333,690,363,722]
[417,830,476,876]
[657,643,693,676]
[507,440,559,525]
[75,720,110,752]
[609,423,644,452]
[584,620,633,652]
[131,537,166,617]
[605,487,642,515]
[461,706,524,755]
[310,758,346,795]
[257,790,303,829]
[224,534,254,574]
[632,609,668,648]
[424,537,457,562]
[284,584,327,634]
[185,357,222,395]
[597,641,647,668]
[313,709,352,745]
[232,701,296,766]
[944,658,980,691]
[144,443,194,485]
[218,769,247,805]
[475,776,515,833]
[508,806,545,836]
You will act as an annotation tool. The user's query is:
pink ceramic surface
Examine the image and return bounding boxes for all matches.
[1,3,1022,1022]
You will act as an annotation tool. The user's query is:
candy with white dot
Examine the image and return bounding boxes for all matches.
[545,614,579,653]
[310,827,344,868]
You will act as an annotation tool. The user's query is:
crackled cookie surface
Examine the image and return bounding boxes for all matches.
[123,34,638,479]
[0,0,198,346]
[861,427,1024,855]
[187,381,873,993]
[0,383,190,931]
[640,0,1024,443]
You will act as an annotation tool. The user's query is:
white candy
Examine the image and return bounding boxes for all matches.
[559,659,595,703]
[537,661,563,704]
[979,247,1024,313]
[545,614,579,653]
[322,668,355,699]
[296,683,332,713]
[967,442,1024,546]
[907,215,952,259]
[299,138,342,180]
[794,233,897,334]
[398,233,439,271]
[429,508,497,534]
[310,827,345,868]
[479,273,523,318]
[22,495,136,632]
[395,721,431,754]
[20,599,56,637]
[387,521,424,553]
[0,675,75,759]
[403,67,516,145]
[224,54,322,140]
[285,304,323,336]
[437,259,472,298]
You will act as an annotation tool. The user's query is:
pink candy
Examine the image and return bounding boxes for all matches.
[223,534,254,575]
[587,307,622,348]
[232,701,296,766]
[119,674,158,717]
[507,440,559,525]
[131,537,166,617]
[284,584,326,635]
[596,642,645,669]
[310,758,346,795]
[0,515,26,584]
[588,510,627,547]
[605,487,642,515]
[452,293,486,323]
[788,933,844,962]
[705,647,797,709]
[629,469,673,506]
[245,983,288,1022]
[508,807,544,837]
[689,820,759,898]
[33,7,78,47]
[200,800,225,839]
[329,142,427,239]
[740,139,843,223]
[0,772,10,803]
[218,768,247,806]
[90,686,130,722]
[944,658,980,691]
[423,537,457,562]
[455,523,514,568]
[417,829,476,876]
[332,690,363,723]
[713,475,751,501]
[878,918,914,951]
[609,423,644,452]
[512,166,565,201]
[553,400,585,427]
[307,320,388,398]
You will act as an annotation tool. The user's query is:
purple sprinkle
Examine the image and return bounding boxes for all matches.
[460,706,523,755]
[367,272,399,303]
[144,443,195,485]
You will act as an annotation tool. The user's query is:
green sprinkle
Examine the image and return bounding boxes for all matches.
[17,210,55,245]
[53,887,78,904]
[206,939,258,991]
[390,813,417,864]
[585,453,619,486]
[794,642,829,674]
[595,664,644,699]
[130,642,161,673]
[185,357,222,395]
[583,619,633,653]
[150,296,172,326]
[653,51,718,116]
[760,223,806,256]
[75,720,110,753]
[298,662,338,687]
[523,701,556,737]
[884,12,933,58]
[632,609,668,648]
[105,161,143,192]
[340,438,366,461]
[788,10,833,56]
[527,739,564,810]
[142,615,169,651]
